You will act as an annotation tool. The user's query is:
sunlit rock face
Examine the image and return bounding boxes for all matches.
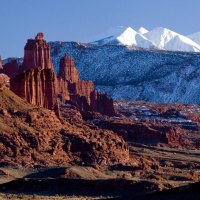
[10,33,58,110]
[23,32,53,70]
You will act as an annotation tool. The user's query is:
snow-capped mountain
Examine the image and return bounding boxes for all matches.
[144,27,178,49]
[188,32,200,46]
[86,26,200,52]
[165,35,200,52]
[138,27,149,35]
[144,27,200,52]
[49,41,200,104]
[88,26,156,49]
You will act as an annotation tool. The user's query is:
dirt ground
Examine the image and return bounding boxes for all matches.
[0,143,200,199]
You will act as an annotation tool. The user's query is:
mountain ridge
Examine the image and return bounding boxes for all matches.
[86,26,200,52]
[144,27,200,52]
[89,26,156,49]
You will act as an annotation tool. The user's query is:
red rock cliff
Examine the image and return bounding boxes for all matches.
[57,54,115,116]
[10,33,58,110]
[58,54,79,83]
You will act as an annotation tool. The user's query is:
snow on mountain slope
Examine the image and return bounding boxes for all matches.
[138,27,149,35]
[165,35,200,52]
[144,27,200,52]
[188,32,200,45]
[144,27,176,49]
[88,26,155,48]
[86,26,200,52]
[49,41,200,104]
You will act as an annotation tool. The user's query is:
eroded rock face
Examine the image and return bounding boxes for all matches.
[0,88,129,167]
[10,68,58,110]
[90,91,115,117]
[23,32,52,70]
[58,54,79,83]
[57,54,115,116]
[10,33,58,110]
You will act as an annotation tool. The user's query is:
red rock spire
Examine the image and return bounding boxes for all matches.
[57,54,115,116]
[22,32,53,70]
[10,33,58,110]
[58,54,79,83]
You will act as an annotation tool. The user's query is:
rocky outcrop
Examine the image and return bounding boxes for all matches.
[10,33,58,110]
[0,88,129,167]
[23,32,52,70]
[94,116,200,150]
[57,54,115,116]
[0,57,10,88]
[90,91,115,117]
[0,74,9,88]
[97,101,200,150]
[10,34,114,116]
[57,54,94,105]
[58,54,79,83]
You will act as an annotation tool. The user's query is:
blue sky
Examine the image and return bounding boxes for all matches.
[1,0,200,57]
